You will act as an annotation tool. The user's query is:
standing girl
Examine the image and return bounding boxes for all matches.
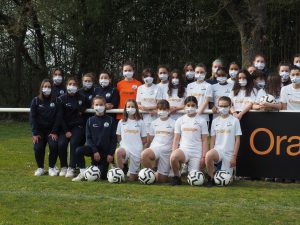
[78,72,95,107]
[30,79,59,176]
[166,69,186,120]
[186,63,212,122]
[136,68,163,133]
[206,59,223,85]
[278,62,291,87]
[115,99,147,181]
[183,62,195,86]
[117,62,141,120]
[170,96,209,185]
[57,77,89,178]
[157,65,170,97]
[51,68,66,99]
[229,69,256,120]
[227,62,240,85]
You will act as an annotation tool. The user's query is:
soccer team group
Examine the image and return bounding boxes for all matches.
[30,53,300,186]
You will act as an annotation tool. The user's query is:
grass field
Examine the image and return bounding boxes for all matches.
[0,121,299,225]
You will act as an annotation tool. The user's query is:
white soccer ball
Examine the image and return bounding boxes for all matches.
[107,168,125,183]
[214,170,232,186]
[187,170,205,186]
[138,168,156,184]
[84,165,101,181]
[259,94,275,104]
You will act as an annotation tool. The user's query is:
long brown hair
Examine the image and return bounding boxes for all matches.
[265,74,281,98]
[122,99,143,122]
[168,69,185,98]
[38,79,52,101]
[232,69,254,96]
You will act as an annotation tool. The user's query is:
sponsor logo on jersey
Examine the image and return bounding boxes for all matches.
[124,129,139,134]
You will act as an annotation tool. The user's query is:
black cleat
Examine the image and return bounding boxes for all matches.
[207,176,215,187]
[170,176,182,186]
[123,164,129,176]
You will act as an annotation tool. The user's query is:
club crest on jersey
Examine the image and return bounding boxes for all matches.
[93,124,99,128]
[104,122,110,127]
[50,103,55,107]
[78,100,82,105]
[89,95,93,100]
[132,85,137,90]
[60,90,64,94]
[105,93,111,98]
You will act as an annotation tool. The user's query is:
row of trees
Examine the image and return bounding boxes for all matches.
[0,0,299,107]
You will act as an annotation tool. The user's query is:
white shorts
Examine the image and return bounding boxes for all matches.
[124,149,141,175]
[216,150,234,175]
[181,149,202,173]
[150,146,171,176]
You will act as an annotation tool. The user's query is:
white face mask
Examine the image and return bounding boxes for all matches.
[218,106,230,115]
[99,79,109,87]
[143,77,154,85]
[185,106,197,115]
[126,107,136,115]
[159,73,168,81]
[257,81,265,89]
[294,63,300,68]
[94,105,105,113]
[83,81,93,89]
[229,70,238,78]
[53,76,63,85]
[172,78,179,86]
[255,62,265,70]
[186,71,195,80]
[239,79,247,87]
[67,85,78,94]
[280,72,290,81]
[157,110,169,118]
[123,71,134,79]
[195,73,206,81]
[217,77,227,84]
[291,76,300,84]
[42,88,51,96]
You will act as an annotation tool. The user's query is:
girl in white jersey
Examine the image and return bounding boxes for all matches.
[166,69,186,120]
[115,99,147,181]
[141,100,175,183]
[206,96,242,187]
[137,68,163,134]
[186,63,212,122]
[170,96,209,186]
[157,65,170,98]
[229,69,256,120]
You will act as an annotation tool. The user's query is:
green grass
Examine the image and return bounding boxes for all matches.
[0,122,299,225]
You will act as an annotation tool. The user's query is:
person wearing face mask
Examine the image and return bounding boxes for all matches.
[211,67,234,119]
[136,68,163,135]
[115,99,147,181]
[72,96,116,181]
[293,53,300,69]
[186,63,213,122]
[78,72,95,107]
[229,70,256,120]
[51,68,66,99]
[278,62,291,87]
[94,71,120,118]
[117,62,141,120]
[253,74,282,110]
[183,62,195,86]
[227,62,240,85]
[166,69,186,120]
[56,77,89,178]
[253,54,269,75]
[205,96,242,187]
[30,79,60,177]
[253,70,267,91]
[170,96,209,185]
[206,58,223,85]
[280,66,300,111]
[156,65,170,97]
[141,100,175,183]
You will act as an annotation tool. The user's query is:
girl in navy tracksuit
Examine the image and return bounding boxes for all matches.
[30,79,60,176]
[78,72,95,107]
[72,96,117,181]
[57,77,89,178]
[51,68,66,99]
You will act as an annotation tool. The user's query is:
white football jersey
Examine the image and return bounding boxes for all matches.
[229,89,256,111]
[165,88,186,120]
[280,84,300,110]
[157,82,169,99]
